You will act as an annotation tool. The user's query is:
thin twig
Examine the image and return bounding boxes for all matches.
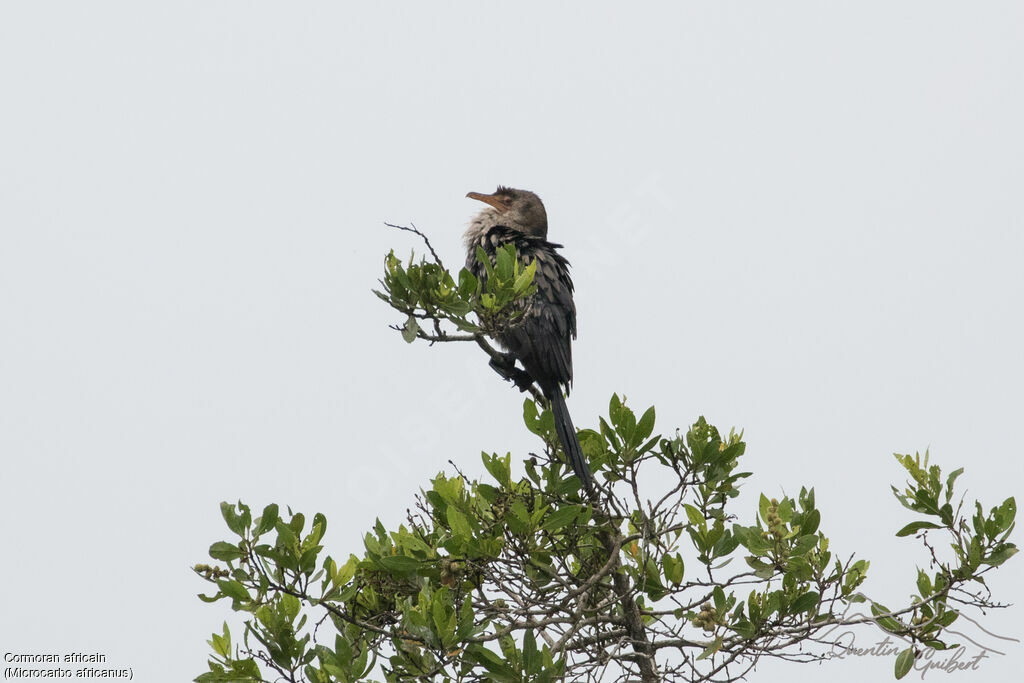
[384,221,445,271]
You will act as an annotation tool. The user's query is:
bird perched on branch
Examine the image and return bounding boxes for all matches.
[464,186,593,494]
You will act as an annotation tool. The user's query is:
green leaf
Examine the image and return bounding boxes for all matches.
[739,526,771,555]
[696,636,722,660]
[290,512,306,535]
[433,475,464,504]
[457,268,478,298]
[636,406,656,441]
[254,504,279,536]
[895,647,915,679]
[401,314,419,343]
[684,504,706,527]
[334,555,358,586]
[209,625,230,657]
[432,592,456,646]
[281,593,300,621]
[895,521,944,537]
[791,534,818,557]
[482,451,511,488]
[504,501,532,536]
[712,585,726,612]
[276,520,297,548]
[209,541,244,562]
[982,544,1017,567]
[758,494,771,526]
[790,591,819,614]
[468,644,518,681]
[495,244,514,280]
[916,570,932,598]
[221,501,247,536]
[730,619,756,639]
[475,245,490,268]
[447,507,473,540]
[777,498,793,524]
[663,553,684,585]
[311,512,327,543]
[968,537,982,568]
[522,629,540,675]
[608,394,623,428]
[800,508,820,536]
[944,468,964,502]
[498,632,519,671]
[997,497,1017,531]
[377,554,420,574]
[712,532,740,560]
[871,603,902,633]
[513,259,536,295]
[217,579,250,603]
[456,595,475,641]
[541,506,580,533]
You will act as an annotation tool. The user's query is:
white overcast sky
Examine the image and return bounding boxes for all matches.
[1,2,1021,681]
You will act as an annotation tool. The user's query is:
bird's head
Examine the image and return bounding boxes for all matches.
[466,186,548,238]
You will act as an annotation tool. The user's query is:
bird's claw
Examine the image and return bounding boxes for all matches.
[489,354,535,393]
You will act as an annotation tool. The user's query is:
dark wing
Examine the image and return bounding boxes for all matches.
[500,238,576,393]
[524,241,576,385]
[469,227,577,393]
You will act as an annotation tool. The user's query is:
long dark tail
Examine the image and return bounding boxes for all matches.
[548,390,593,494]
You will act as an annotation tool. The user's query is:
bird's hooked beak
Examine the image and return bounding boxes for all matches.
[466,190,510,213]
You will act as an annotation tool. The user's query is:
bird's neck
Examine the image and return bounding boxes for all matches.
[464,209,547,251]
[464,210,509,251]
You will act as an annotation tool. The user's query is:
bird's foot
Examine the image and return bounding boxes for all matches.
[488,354,535,393]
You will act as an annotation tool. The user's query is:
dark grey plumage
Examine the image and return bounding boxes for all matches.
[464,187,593,494]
